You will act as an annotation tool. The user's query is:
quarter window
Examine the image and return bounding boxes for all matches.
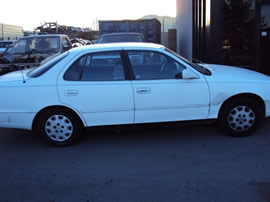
[64,51,125,81]
[127,51,186,80]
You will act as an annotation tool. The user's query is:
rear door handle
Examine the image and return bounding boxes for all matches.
[64,90,79,96]
[136,88,151,94]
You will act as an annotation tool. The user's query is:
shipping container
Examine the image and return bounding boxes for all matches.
[99,19,161,44]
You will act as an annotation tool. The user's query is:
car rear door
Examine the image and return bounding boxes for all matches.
[124,49,210,124]
[57,50,135,127]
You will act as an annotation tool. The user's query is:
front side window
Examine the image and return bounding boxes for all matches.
[165,48,211,76]
[127,51,186,80]
[64,51,125,81]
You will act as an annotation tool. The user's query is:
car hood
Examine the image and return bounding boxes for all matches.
[200,64,270,83]
[0,69,31,83]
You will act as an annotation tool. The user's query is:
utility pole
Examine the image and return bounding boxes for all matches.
[1,24,4,40]
[162,17,165,32]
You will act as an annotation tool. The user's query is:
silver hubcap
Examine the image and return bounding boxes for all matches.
[228,105,255,132]
[45,115,73,142]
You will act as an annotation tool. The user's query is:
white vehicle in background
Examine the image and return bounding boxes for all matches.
[97,32,145,44]
[0,43,270,146]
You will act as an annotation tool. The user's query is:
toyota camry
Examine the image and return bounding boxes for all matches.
[0,43,270,146]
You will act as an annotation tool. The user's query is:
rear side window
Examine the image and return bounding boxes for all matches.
[64,51,125,81]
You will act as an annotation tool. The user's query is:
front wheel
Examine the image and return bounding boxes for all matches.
[36,109,83,146]
[219,99,262,137]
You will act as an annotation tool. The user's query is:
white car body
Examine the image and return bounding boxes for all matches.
[0,43,270,145]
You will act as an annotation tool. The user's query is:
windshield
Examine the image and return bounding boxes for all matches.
[97,35,144,43]
[3,45,14,54]
[0,41,13,48]
[5,46,13,54]
[12,37,60,54]
[27,51,69,78]
[165,48,211,76]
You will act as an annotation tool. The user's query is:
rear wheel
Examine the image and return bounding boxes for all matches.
[36,109,83,146]
[219,98,262,136]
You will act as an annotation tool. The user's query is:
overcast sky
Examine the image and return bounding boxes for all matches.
[0,0,176,30]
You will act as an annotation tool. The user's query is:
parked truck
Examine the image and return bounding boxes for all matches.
[0,34,72,75]
[98,18,161,44]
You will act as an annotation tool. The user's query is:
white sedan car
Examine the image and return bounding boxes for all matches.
[0,43,270,146]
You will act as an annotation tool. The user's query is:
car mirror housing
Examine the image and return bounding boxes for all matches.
[182,69,200,79]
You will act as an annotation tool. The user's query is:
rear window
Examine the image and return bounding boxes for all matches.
[27,51,69,78]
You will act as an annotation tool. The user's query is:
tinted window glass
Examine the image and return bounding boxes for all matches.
[64,55,87,81]
[127,51,186,80]
[64,51,125,81]
[165,48,211,76]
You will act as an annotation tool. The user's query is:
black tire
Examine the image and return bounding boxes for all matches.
[36,109,83,146]
[219,98,262,137]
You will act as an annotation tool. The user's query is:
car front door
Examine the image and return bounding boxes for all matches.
[57,51,134,127]
[125,50,210,124]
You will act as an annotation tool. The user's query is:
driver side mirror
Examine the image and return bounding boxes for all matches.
[182,68,200,79]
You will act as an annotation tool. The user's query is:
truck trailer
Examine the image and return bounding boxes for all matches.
[99,19,161,44]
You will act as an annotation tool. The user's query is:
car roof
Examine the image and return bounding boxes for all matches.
[18,34,68,39]
[69,43,165,54]
[100,32,144,37]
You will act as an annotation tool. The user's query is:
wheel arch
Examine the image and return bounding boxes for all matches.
[218,93,266,119]
[32,105,86,130]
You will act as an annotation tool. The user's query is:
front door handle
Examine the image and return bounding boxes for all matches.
[136,88,151,94]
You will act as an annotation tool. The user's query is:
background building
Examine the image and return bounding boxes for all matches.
[0,23,24,40]
[176,0,270,74]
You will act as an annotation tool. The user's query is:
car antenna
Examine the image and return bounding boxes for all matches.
[21,69,26,83]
